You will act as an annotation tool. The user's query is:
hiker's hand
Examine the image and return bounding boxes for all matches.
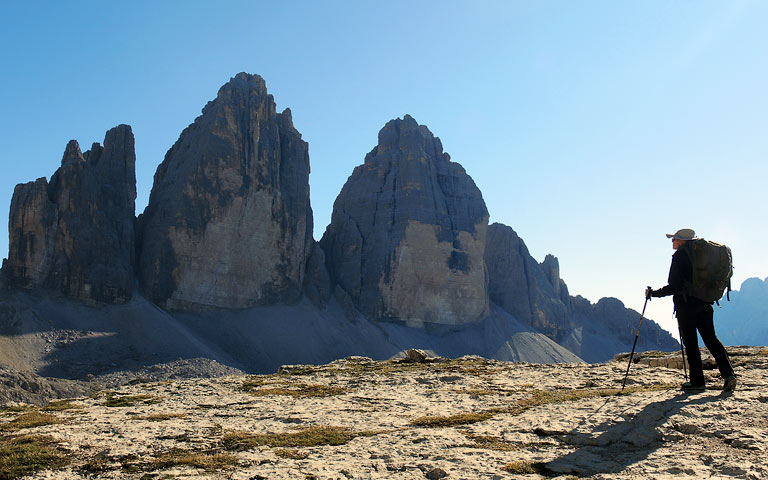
[645,287,653,299]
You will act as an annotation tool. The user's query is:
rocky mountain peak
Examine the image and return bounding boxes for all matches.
[321,115,489,326]
[365,114,448,164]
[138,73,313,311]
[4,125,137,304]
[61,140,84,166]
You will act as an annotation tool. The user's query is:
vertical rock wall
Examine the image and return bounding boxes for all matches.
[485,223,573,340]
[138,73,313,311]
[321,115,489,326]
[5,125,137,304]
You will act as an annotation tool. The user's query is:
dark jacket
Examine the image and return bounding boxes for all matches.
[651,242,710,312]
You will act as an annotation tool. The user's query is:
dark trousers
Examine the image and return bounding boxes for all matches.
[677,299,734,385]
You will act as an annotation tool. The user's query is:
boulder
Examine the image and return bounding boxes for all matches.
[138,73,313,311]
[484,223,573,340]
[4,125,136,304]
[320,115,489,326]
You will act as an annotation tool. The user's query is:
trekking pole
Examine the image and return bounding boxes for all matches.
[621,292,650,391]
[677,324,688,381]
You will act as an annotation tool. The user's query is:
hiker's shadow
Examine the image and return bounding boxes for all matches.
[544,390,725,476]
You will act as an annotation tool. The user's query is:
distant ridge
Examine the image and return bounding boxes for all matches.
[714,277,768,346]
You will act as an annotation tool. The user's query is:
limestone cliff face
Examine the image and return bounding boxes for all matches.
[4,126,137,304]
[138,73,312,311]
[320,115,489,326]
[484,223,573,340]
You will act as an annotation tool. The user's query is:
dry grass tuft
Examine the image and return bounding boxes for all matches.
[134,413,186,422]
[0,434,69,479]
[465,434,518,451]
[239,376,348,398]
[0,411,66,432]
[244,384,348,398]
[411,411,494,427]
[324,356,500,377]
[503,460,536,474]
[148,448,238,471]
[222,426,376,451]
[411,383,675,428]
[78,457,112,474]
[274,448,310,459]
[278,366,319,376]
[103,393,162,407]
[238,375,286,391]
[0,405,35,415]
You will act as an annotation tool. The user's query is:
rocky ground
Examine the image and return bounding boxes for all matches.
[1,347,766,480]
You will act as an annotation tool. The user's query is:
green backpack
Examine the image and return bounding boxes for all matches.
[687,239,733,303]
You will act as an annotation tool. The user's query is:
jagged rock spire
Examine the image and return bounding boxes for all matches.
[138,73,313,311]
[321,115,489,326]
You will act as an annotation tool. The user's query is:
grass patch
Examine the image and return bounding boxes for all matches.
[0,412,66,432]
[314,356,500,378]
[243,384,348,398]
[157,433,192,442]
[465,434,518,451]
[506,384,675,415]
[502,460,552,476]
[103,393,162,407]
[222,426,377,451]
[411,411,494,428]
[148,448,238,472]
[78,457,112,474]
[411,383,676,428]
[134,413,186,422]
[238,375,287,391]
[0,434,69,479]
[42,400,81,412]
[278,366,319,376]
[503,460,536,474]
[0,405,35,414]
[274,448,310,459]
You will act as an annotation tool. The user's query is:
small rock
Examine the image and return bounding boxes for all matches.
[407,349,429,363]
[426,467,449,479]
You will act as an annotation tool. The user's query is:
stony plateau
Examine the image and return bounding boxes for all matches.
[1,348,765,479]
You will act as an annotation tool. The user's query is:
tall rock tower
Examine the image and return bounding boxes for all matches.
[138,73,313,311]
[4,125,137,304]
[321,115,489,326]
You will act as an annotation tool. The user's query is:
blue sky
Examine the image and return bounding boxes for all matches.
[1,1,766,336]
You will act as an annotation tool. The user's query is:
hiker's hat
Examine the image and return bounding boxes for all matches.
[666,228,698,241]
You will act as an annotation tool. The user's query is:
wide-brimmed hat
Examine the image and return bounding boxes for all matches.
[666,228,698,241]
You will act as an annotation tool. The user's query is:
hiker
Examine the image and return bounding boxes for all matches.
[645,228,736,392]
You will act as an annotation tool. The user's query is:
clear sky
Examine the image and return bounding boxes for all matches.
[1,1,766,337]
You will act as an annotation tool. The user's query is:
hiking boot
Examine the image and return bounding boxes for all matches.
[681,382,706,391]
[722,375,737,392]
